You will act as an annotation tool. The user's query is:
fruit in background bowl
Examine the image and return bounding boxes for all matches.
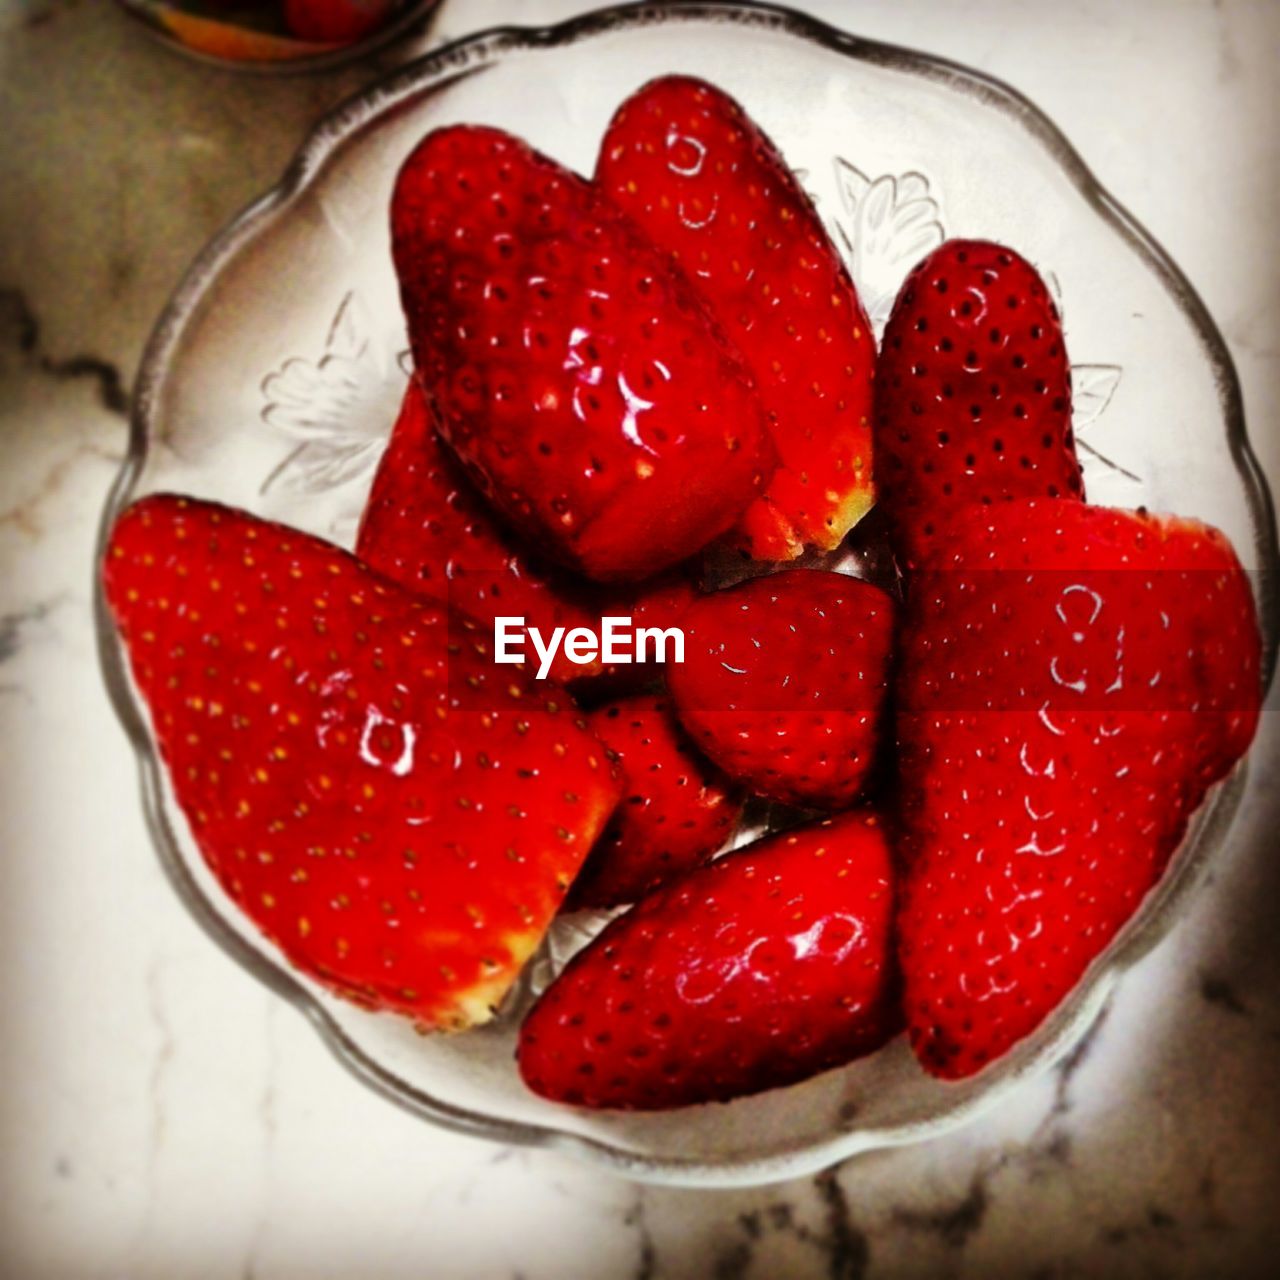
[283,0,396,43]
[103,495,621,1029]
[115,1,424,64]
[599,76,877,561]
[391,125,777,583]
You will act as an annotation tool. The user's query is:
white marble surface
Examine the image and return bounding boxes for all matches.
[2,0,1278,1275]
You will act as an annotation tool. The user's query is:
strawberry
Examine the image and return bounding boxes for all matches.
[283,0,396,43]
[568,694,743,909]
[598,76,876,561]
[356,381,697,686]
[666,569,895,809]
[391,125,776,583]
[591,572,698,691]
[519,809,898,1109]
[875,240,1084,569]
[102,495,620,1030]
[896,499,1261,1079]
[356,380,601,681]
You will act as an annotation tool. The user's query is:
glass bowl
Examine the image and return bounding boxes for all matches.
[95,1,1279,1187]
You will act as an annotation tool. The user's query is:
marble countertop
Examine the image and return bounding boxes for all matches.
[2,1,1277,1276]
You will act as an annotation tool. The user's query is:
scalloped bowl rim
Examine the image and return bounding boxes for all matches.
[95,0,1279,1188]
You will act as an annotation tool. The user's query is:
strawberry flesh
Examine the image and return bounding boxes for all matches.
[568,693,743,909]
[896,500,1261,1078]
[599,76,876,560]
[519,810,898,1109]
[103,495,621,1030]
[875,240,1084,569]
[667,569,895,809]
[392,124,776,582]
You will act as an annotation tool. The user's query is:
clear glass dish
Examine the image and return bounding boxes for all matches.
[95,1,1279,1187]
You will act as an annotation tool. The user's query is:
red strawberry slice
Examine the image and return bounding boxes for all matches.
[598,76,876,561]
[392,124,776,583]
[666,569,895,809]
[896,500,1261,1079]
[356,381,698,686]
[103,495,621,1030]
[875,240,1084,569]
[519,809,898,1109]
[568,693,743,909]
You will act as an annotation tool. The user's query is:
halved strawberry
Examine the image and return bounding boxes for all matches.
[519,809,898,1109]
[666,569,895,809]
[598,76,876,560]
[392,124,776,582]
[568,693,742,909]
[875,240,1084,569]
[103,495,621,1030]
[896,500,1261,1078]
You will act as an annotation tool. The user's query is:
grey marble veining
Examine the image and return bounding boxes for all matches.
[1,1,1278,1277]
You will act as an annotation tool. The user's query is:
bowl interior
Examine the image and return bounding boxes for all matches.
[105,4,1275,1185]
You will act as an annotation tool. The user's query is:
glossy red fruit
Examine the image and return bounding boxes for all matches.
[598,76,876,561]
[103,495,621,1030]
[567,571,699,699]
[896,500,1261,1079]
[392,125,776,583]
[356,381,698,686]
[519,810,898,1109]
[356,381,601,681]
[666,570,895,809]
[283,0,396,43]
[875,240,1084,569]
[568,694,742,909]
